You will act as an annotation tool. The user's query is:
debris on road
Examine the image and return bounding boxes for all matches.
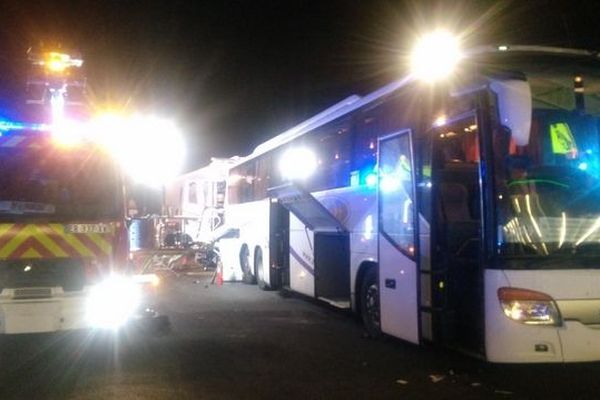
[395,379,409,385]
[494,389,513,395]
[429,374,446,383]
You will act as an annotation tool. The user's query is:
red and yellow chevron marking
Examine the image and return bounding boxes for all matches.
[0,223,114,260]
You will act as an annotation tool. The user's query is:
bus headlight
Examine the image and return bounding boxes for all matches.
[86,275,142,329]
[498,287,562,326]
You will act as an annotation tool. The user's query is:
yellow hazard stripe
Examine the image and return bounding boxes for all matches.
[25,225,68,257]
[0,224,66,258]
[22,248,42,258]
[48,224,94,257]
[0,224,14,237]
[87,233,113,255]
[0,226,29,258]
[0,223,114,259]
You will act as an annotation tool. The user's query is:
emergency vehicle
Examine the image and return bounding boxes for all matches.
[0,49,157,333]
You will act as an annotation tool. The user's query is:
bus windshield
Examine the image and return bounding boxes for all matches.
[495,58,600,257]
[0,143,121,221]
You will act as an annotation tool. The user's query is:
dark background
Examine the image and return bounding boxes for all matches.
[1,0,600,171]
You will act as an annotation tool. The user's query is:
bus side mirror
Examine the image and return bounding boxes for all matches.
[490,79,532,146]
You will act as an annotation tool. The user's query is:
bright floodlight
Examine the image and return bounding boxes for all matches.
[410,30,462,82]
[280,147,317,180]
[91,114,186,187]
[86,275,141,329]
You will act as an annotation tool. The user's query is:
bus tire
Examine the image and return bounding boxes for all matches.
[360,267,382,338]
[240,245,256,284]
[255,248,270,290]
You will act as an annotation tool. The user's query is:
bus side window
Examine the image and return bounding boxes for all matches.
[379,131,415,256]
[305,122,352,192]
[352,115,379,179]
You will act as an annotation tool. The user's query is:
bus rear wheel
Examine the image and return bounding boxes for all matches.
[360,267,381,338]
[240,246,256,284]
[255,248,270,290]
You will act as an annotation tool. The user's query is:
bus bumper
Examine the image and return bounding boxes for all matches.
[558,321,600,362]
[485,269,600,363]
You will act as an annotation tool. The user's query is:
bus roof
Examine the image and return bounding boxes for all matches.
[233,45,600,167]
[240,76,413,165]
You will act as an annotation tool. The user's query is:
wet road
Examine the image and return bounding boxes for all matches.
[1,273,600,399]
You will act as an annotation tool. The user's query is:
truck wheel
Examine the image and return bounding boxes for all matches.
[360,267,381,338]
[240,246,256,284]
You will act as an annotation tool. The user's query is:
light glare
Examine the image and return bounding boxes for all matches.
[380,175,401,193]
[91,114,186,187]
[86,275,141,329]
[410,30,462,82]
[365,173,377,187]
[41,52,83,74]
[280,147,317,180]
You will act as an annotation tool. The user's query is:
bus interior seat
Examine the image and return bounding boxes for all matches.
[437,163,480,257]
[440,183,471,222]
[438,162,480,220]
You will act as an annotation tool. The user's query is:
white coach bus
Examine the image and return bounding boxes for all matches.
[218,35,600,362]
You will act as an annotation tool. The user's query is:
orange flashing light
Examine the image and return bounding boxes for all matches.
[41,51,83,74]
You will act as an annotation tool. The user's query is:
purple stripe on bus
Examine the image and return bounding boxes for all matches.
[289,246,314,275]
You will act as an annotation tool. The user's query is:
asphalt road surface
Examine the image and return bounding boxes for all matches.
[1,273,600,400]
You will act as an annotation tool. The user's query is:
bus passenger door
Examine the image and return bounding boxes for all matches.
[430,114,483,352]
[377,130,419,344]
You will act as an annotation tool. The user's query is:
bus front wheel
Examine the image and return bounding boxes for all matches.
[360,267,381,338]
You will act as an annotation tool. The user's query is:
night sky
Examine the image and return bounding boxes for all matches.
[1,1,600,172]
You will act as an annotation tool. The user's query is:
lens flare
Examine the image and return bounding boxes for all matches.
[410,30,462,82]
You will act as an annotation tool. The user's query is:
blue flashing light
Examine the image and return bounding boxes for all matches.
[358,164,378,188]
[365,173,377,187]
[0,119,49,133]
[578,162,588,171]
[0,120,27,132]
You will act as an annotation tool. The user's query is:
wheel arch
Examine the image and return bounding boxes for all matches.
[354,260,378,314]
